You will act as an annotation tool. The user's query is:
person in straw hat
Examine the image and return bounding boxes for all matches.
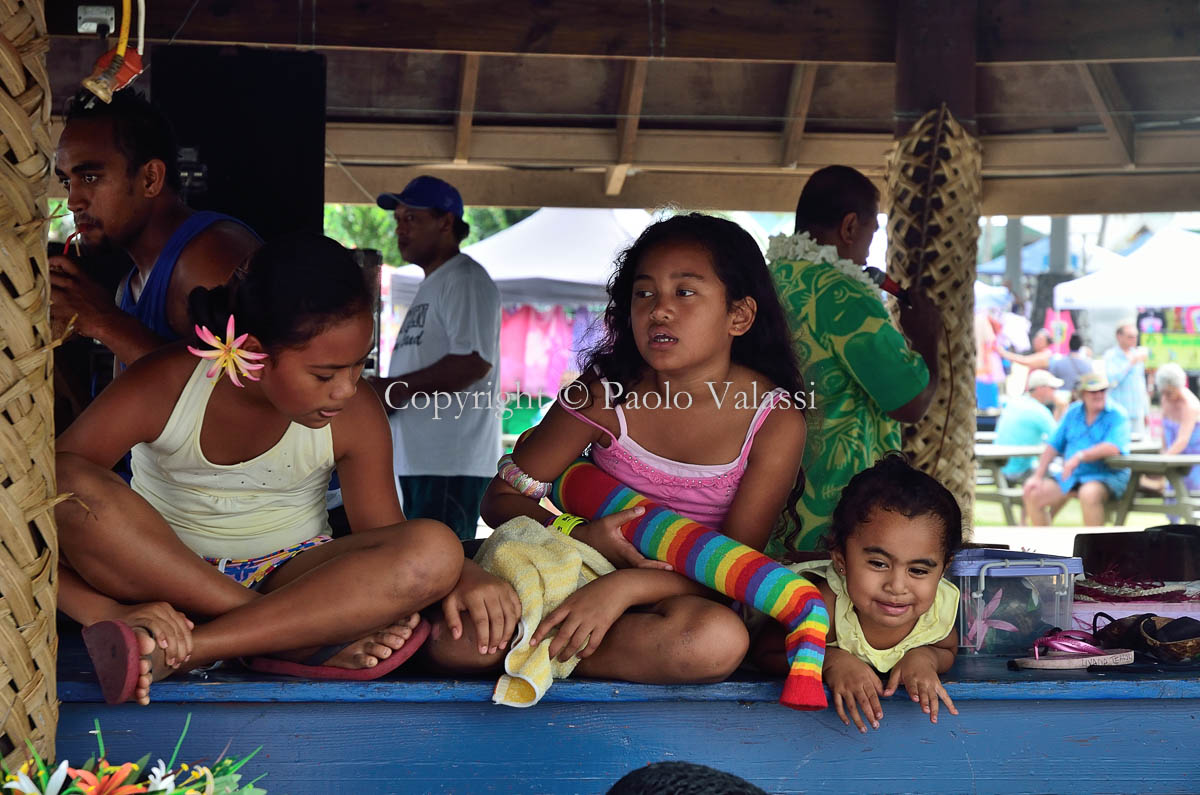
[1022,372,1131,526]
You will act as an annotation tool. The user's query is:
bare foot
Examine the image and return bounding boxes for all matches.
[131,627,176,706]
[305,613,422,670]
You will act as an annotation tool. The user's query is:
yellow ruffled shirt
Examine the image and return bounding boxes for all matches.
[789,560,959,672]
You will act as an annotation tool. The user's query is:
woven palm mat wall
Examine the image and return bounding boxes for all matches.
[884,105,981,527]
[0,0,59,769]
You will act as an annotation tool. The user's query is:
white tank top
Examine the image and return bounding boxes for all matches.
[130,360,335,559]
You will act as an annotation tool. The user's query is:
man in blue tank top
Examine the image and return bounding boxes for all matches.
[51,90,259,366]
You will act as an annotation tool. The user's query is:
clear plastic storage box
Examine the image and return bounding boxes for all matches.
[948,549,1083,656]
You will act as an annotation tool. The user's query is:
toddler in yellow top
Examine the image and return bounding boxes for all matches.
[751,453,962,731]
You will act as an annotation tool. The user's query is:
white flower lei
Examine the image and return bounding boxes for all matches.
[766,231,877,291]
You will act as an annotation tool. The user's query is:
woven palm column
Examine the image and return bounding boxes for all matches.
[884,104,981,525]
[0,0,59,769]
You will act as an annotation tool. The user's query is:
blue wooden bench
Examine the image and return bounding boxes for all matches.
[56,635,1199,795]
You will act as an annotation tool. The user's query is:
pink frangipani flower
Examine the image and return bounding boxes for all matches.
[965,587,1019,649]
[186,315,268,388]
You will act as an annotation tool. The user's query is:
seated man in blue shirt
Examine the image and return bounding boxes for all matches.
[1022,372,1131,527]
[994,369,1062,485]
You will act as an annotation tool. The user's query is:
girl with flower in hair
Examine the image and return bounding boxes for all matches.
[55,232,514,705]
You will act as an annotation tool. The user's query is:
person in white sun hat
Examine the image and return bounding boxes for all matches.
[993,369,1063,487]
[1022,372,1131,527]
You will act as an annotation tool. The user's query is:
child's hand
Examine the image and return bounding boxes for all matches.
[823,648,884,733]
[573,507,673,571]
[884,649,959,724]
[107,601,195,669]
[441,560,523,656]
[529,575,629,662]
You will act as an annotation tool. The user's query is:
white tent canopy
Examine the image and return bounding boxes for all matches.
[1053,228,1200,310]
[974,280,1011,312]
[389,207,653,307]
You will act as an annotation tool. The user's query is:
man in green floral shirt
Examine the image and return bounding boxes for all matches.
[766,166,943,557]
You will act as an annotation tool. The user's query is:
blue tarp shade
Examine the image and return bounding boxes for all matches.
[977,237,1080,275]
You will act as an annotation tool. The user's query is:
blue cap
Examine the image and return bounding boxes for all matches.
[377,176,464,219]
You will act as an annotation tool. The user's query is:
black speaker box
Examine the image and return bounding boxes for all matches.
[1074,525,1200,581]
[150,45,326,242]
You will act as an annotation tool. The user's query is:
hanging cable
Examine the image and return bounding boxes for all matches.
[114,0,131,57]
[81,0,144,102]
[136,0,146,55]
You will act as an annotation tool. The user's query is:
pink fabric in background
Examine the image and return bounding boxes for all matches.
[1184,306,1200,334]
[500,306,576,396]
[1044,309,1076,355]
[500,307,531,394]
[975,312,1006,383]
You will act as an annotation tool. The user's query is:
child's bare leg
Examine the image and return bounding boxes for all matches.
[422,615,508,675]
[182,520,463,668]
[573,595,748,684]
[747,622,790,677]
[257,552,425,668]
[56,453,258,617]
[60,455,460,678]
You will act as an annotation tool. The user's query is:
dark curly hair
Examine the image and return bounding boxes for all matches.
[583,213,803,399]
[188,232,372,352]
[582,213,808,534]
[608,762,767,795]
[825,452,963,563]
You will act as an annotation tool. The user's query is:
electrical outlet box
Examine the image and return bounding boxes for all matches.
[77,5,115,34]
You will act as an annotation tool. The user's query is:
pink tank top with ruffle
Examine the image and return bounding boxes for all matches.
[559,381,786,529]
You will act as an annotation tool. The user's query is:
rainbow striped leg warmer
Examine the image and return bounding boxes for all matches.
[551,459,829,710]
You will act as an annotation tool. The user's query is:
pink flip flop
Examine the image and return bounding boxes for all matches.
[81,620,150,704]
[245,618,430,680]
[1011,629,1134,669]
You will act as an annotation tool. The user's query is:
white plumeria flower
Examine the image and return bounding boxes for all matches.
[146,759,176,792]
[43,762,69,795]
[767,231,878,291]
[5,761,67,795]
[2,770,39,795]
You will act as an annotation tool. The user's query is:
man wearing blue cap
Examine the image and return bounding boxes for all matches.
[371,176,501,540]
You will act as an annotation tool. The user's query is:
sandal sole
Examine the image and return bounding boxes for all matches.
[81,620,142,704]
[1012,649,1135,669]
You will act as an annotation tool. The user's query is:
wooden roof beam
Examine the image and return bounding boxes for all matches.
[45,1,1200,64]
[780,64,817,168]
[453,54,481,164]
[320,164,1200,215]
[606,58,647,197]
[1076,63,1135,167]
[313,123,1199,176]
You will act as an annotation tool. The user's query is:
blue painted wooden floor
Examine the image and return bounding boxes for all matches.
[56,635,1200,795]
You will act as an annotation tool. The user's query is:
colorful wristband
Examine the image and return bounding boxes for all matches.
[550,513,586,537]
[497,453,551,500]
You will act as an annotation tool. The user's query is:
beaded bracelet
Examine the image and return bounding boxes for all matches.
[550,513,586,537]
[497,453,551,500]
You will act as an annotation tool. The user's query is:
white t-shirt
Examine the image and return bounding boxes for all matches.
[387,253,502,478]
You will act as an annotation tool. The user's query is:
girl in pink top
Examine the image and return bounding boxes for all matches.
[468,214,810,685]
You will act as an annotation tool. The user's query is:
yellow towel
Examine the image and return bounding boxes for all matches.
[475,516,615,707]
